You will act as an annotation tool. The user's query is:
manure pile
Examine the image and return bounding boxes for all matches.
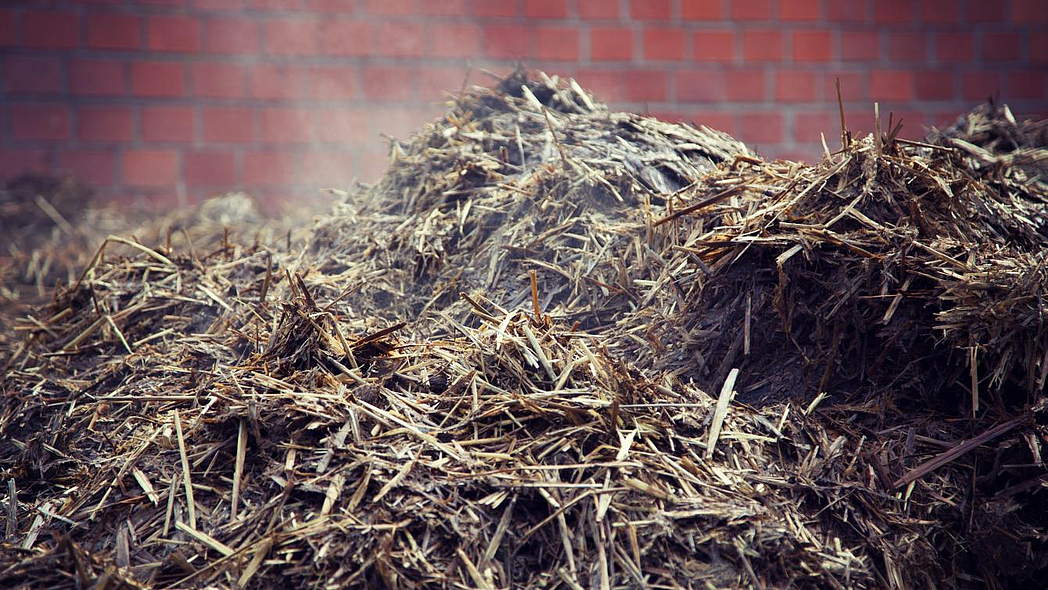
[2,70,1047,589]
[0,179,309,352]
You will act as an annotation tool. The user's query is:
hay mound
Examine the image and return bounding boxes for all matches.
[2,71,1048,590]
[0,183,308,354]
[307,69,749,329]
[642,113,1047,403]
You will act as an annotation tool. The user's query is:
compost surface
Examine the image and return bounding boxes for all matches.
[2,70,1047,589]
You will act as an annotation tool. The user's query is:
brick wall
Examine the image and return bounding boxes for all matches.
[1,0,1046,210]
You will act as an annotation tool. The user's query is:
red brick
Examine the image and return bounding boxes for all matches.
[918,0,959,23]
[579,0,618,19]
[1033,33,1048,63]
[781,0,820,20]
[693,30,734,61]
[191,62,245,98]
[828,0,868,22]
[725,68,765,101]
[742,29,782,61]
[884,111,925,139]
[140,0,185,6]
[968,1,1003,22]
[131,62,185,97]
[430,23,481,58]
[1012,0,1048,23]
[961,71,1002,101]
[206,19,259,53]
[775,70,818,102]
[471,63,516,80]
[365,0,415,15]
[870,70,914,101]
[184,151,234,186]
[535,26,580,61]
[624,71,668,102]
[5,57,63,94]
[930,110,962,128]
[525,0,568,18]
[244,151,296,186]
[591,27,633,61]
[936,33,973,63]
[142,106,194,142]
[419,0,467,16]
[265,18,319,55]
[363,66,416,100]
[194,0,245,9]
[0,10,15,47]
[793,30,832,62]
[123,150,179,187]
[299,152,356,186]
[731,0,771,20]
[650,109,686,124]
[574,69,625,101]
[357,149,389,181]
[148,16,202,52]
[475,0,517,17]
[770,148,820,163]
[631,0,671,20]
[417,102,448,121]
[982,33,1020,61]
[372,22,423,58]
[311,108,370,143]
[643,27,686,61]
[86,14,141,50]
[484,25,531,59]
[70,60,125,96]
[319,20,369,56]
[309,65,358,99]
[57,150,116,185]
[23,11,79,49]
[0,150,49,178]
[886,32,926,62]
[249,64,307,99]
[202,107,253,142]
[914,70,954,100]
[676,70,725,101]
[681,0,721,20]
[825,70,865,100]
[371,107,424,139]
[12,104,69,140]
[840,31,879,61]
[874,0,912,23]
[688,110,736,135]
[1007,71,1046,100]
[251,0,305,9]
[78,106,133,142]
[739,112,783,143]
[793,111,839,143]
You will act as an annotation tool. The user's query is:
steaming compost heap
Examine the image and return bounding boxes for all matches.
[2,70,1047,589]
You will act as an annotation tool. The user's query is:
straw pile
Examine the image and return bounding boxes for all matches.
[2,71,1047,590]
[1,176,98,341]
[0,180,307,352]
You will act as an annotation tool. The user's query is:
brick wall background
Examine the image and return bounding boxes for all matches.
[1,0,1046,210]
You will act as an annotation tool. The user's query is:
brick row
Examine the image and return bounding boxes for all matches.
[6,104,403,144]
[4,11,1047,65]
[2,1,1046,204]
[4,2,1047,24]
[5,59,1044,103]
